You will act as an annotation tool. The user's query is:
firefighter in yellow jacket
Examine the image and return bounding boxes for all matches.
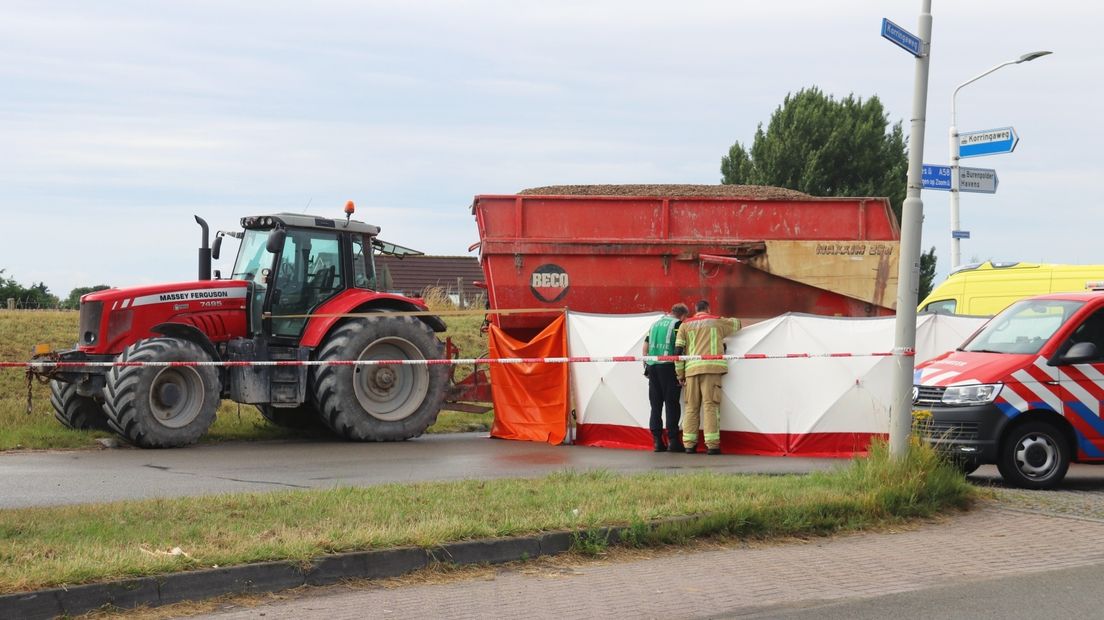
[675,299,741,454]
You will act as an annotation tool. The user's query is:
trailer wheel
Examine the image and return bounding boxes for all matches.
[313,316,447,441]
[997,420,1070,489]
[103,338,220,448]
[257,403,329,431]
[50,379,112,431]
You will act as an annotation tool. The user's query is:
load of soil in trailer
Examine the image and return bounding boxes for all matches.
[518,184,812,200]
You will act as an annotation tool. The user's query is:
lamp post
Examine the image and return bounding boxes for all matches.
[949,50,1051,269]
[888,0,932,458]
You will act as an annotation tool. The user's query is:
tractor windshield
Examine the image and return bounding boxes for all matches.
[232,230,275,281]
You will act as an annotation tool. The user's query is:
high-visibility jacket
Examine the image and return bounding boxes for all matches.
[675,313,741,379]
[644,315,682,366]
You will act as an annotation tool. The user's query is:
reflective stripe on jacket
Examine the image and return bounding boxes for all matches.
[675,313,741,378]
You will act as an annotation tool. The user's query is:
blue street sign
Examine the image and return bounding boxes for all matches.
[952,230,971,240]
[922,164,952,190]
[881,18,923,57]
[922,164,1000,194]
[958,127,1018,158]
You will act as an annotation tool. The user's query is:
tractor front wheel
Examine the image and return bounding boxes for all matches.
[313,316,447,441]
[103,338,220,448]
[50,379,112,431]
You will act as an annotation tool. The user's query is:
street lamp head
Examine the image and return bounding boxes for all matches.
[950,48,1052,270]
[1017,50,1052,63]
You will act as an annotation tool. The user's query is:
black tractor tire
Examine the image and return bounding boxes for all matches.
[257,403,329,430]
[996,420,1071,490]
[313,315,448,441]
[102,338,220,448]
[49,379,112,431]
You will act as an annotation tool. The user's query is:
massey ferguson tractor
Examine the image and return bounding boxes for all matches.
[33,205,457,448]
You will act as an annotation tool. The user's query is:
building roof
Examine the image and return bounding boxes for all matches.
[376,255,484,301]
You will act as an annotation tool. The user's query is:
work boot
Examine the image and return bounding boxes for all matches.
[707,447,721,455]
[684,444,697,454]
[652,434,666,453]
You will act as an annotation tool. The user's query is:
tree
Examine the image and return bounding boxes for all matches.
[919,246,937,302]
[62,285,112,310]
[722,86,937,304]
[0,269,60,308]
[722,86,908,221]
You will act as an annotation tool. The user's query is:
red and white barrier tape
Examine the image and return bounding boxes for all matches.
[4,350,914,370]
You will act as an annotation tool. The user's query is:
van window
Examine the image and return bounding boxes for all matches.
[922,299,956,315]
[962,299,1084,355]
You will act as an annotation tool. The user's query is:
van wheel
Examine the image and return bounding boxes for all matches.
[997,421,1070,489]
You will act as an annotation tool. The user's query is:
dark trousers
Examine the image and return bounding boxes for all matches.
[648,363,682,440]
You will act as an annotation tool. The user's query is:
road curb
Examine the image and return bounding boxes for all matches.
[0,520,690,619]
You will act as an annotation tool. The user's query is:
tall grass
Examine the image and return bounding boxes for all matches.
[0,310,94,449]
[0,444,973,594]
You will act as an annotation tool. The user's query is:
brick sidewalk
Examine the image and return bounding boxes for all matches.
[194,504,1104,619]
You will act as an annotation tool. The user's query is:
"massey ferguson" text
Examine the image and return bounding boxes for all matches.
[158,290,231,302]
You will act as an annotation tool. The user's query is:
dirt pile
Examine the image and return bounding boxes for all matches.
[517,184,811,200]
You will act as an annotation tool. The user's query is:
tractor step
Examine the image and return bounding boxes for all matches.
[226,338,309,406]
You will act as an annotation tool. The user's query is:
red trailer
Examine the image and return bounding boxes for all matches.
[471,186,900,338]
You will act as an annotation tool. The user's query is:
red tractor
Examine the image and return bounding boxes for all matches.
[36,206,455,448]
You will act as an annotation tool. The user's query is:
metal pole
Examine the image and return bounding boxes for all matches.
[889,0,932,457]
[949,105,960,269]
[948,51,1051,269]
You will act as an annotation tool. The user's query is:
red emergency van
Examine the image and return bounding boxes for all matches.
[914,292,1104,489]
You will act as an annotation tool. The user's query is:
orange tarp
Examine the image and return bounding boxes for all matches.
[488,314,568,444]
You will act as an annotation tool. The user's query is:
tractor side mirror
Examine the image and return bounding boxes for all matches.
[212,234,223,260]
[266,228,286,254]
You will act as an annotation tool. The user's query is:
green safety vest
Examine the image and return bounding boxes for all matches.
[645,315,681,365]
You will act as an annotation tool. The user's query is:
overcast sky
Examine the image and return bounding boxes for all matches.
[1,1,1098,298]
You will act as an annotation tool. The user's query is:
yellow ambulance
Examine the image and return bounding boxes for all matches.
[918,261,1104,316]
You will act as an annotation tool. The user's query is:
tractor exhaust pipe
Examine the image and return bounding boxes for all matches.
[195,215,212,281]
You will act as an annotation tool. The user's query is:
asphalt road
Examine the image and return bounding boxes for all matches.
[0,433,842,509]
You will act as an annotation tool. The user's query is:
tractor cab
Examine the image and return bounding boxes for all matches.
[215,212,422,341]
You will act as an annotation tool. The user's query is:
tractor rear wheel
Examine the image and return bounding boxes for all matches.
[50,379,112,431]
[103,338,220,448]
[313,316,447,441]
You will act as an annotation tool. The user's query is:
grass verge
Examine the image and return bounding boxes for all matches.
[0,442,972,594]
